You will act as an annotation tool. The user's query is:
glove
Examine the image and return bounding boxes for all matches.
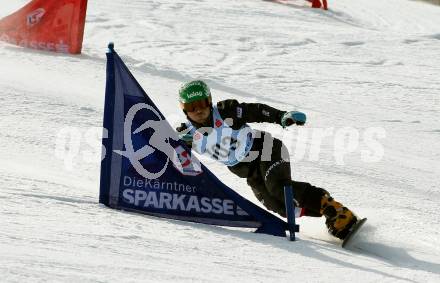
[176,123,193,145]
[179,131,193,144]
[281,111,306,127]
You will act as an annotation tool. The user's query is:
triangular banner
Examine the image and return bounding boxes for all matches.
[99,43,289,237]
[0,0,88,54]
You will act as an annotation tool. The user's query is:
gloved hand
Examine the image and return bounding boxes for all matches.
[179,131,193,144]
[176,123,193,145]
[281,111,306,127]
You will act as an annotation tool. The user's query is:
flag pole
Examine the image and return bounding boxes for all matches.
[284,185,300,241]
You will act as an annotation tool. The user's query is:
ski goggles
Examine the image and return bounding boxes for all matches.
[181,99,211,112]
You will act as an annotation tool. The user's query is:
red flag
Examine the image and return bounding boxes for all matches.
[307,0,328,10]
[0,0,88,54]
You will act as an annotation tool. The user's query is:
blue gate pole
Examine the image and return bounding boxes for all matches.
[284,185,300,241]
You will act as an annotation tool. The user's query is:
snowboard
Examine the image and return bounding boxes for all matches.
[342,218,367,248]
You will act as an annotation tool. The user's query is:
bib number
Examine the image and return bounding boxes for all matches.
[207,136,240,160]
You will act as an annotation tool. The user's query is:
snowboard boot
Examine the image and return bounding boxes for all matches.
[320,194,358,240]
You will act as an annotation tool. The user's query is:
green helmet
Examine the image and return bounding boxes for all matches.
[179,80,211,104]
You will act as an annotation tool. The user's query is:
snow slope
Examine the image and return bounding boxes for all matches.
[1,0,440,281]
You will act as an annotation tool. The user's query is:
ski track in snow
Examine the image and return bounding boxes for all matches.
[1,0,440,282]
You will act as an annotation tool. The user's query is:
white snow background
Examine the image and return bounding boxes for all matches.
[1,0,440,282]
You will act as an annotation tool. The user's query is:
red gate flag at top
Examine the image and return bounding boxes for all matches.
[0,0,88,54]
[307,0,328,10]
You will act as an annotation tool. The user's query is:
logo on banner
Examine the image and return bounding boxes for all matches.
[115,103,201,179]
[27,8,46,27]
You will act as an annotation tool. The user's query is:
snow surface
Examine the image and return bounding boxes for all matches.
[1,0,440,282]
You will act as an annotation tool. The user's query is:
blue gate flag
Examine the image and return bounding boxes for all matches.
[99,43,289,237]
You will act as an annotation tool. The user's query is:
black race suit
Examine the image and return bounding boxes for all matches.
[177,99,327,217]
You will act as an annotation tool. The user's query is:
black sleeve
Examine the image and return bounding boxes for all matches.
[217,99,286,128]
[176,122,188,132]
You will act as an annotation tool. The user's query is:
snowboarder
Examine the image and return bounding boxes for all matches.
[176,80,359,240]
